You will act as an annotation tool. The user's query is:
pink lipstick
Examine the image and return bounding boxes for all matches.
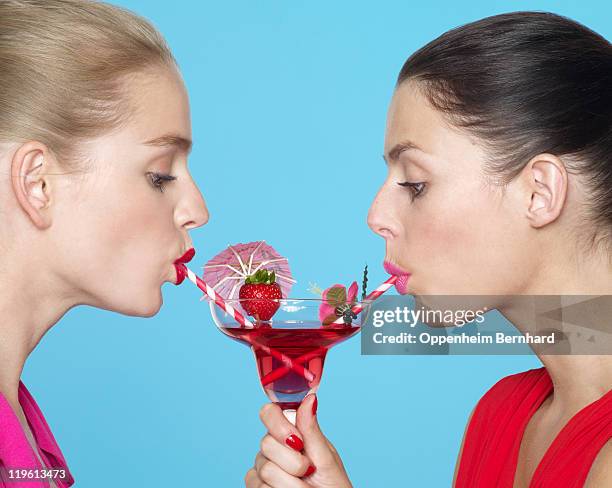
[173,248,195,285]
[383,261,411,295]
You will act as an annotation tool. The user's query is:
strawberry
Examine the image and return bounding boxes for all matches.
[239,269,282,322]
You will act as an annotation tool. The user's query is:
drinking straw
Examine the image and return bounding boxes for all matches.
[180,265,316,382]
[331,275,398,325]
[260,346,326,386]
[184,266,254,328]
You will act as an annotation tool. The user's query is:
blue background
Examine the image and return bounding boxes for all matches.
[24,1,610,486]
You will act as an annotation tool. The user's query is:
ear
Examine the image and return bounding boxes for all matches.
[522,153,568,229]
[10,141,53,229]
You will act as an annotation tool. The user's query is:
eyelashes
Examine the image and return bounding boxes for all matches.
[397,181,426,201]
[148,171,425,200]
[147,172,177,193]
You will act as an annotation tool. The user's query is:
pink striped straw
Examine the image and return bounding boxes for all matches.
[331,275,398,325]
[180,264,316,382]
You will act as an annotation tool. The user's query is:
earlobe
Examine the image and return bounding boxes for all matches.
[524,154,568,228]
[10,142,53,230]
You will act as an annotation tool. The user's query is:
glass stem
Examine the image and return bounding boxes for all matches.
[283,409,297,425]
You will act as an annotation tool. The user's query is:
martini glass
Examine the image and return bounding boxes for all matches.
[209,298,368,423]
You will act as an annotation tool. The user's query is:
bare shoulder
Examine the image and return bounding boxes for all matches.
[584,440,612,488]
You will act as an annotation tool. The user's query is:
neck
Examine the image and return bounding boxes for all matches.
[537,355,612,407]
[0,257,76,408]
[499,247,612,413]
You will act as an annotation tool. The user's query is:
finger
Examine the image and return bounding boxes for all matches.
[259,403,304,452]
[255,452,267,472]
[296,394,338,469]
[255,457,311,488]
[260,434,315,478]
[245,467,272,488]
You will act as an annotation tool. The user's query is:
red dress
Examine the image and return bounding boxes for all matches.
[455,367,612,487]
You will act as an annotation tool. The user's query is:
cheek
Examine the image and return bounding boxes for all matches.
[98,196,175,279]
[404,186,528,293]
[60,185,176,313]
[408,188,483,253]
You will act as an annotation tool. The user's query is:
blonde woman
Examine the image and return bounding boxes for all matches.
[0,1,208,486]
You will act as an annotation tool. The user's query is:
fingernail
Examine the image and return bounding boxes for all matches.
[304,464,316,477]
[285,434,304,451]
[312,395,318,416]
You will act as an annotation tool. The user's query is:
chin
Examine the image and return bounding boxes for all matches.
[138,304,162,318]
[123,291,163,318]
[143,294,163,317]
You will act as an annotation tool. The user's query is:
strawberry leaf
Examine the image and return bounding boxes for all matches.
[245,268,277,285]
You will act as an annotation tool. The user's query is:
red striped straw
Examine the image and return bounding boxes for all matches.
[180,264,316,382]
[260,346,326,386]
[330,275,398,325]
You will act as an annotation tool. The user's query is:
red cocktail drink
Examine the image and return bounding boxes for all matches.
[221,323,360,409]
[209,298,367,420]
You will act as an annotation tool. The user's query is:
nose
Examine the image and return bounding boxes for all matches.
[175,177,209,230]
[367,182,400,240]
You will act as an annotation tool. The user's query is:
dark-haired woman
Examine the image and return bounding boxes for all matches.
[245,11,612,488]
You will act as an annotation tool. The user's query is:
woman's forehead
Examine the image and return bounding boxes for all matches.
[386,84,449,157]
[79,70,192,167]
[125,68,191,144]
[385,82,488,171]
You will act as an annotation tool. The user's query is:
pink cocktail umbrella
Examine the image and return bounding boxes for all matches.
[202,241,296,299]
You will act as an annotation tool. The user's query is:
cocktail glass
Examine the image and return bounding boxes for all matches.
[209,298,369,423]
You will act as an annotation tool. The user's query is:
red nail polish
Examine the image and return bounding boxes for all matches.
[312,395,318,416]
[304,465,316,477]
[285,434,304,451]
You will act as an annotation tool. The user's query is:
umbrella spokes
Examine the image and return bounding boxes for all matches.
[274,273,296,284]
[202,241,296,299]
[245,240,265,272]
[228,244,250,274]
[250,257,296,279]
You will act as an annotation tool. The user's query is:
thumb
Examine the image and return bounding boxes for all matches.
[296,394,336,469]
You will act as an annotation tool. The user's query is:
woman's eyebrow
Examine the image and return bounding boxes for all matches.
[143,134,192,154]
[383,140,425,164]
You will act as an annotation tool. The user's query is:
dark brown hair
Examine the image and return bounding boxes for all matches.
[398,12,612,252]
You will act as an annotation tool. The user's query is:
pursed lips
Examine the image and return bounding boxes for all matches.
[383,260,411,295]
[173,247,195,285]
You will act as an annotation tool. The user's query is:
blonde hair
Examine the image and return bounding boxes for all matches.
[0,0,176,166]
